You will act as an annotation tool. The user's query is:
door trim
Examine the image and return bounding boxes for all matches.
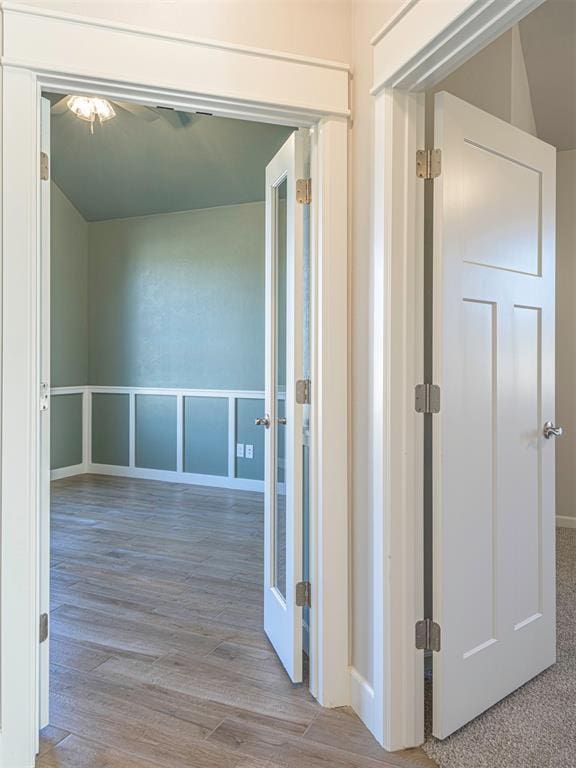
[369,0,549,751]
[0,5,349,765]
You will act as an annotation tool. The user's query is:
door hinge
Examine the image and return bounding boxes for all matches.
[415,383,440,414]
[416,148,441,179]
[296,581,311,607]
[415,618,441,652]
[39,613,49,643]
[296,378,311,405]
[40,151,50,181]
[40,382,50,412]
[296,178,312,204]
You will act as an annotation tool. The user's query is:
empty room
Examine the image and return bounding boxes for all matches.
[39,91,422,768]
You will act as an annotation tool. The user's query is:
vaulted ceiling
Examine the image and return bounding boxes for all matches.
[48,94,294,221]
[519,0,576,150]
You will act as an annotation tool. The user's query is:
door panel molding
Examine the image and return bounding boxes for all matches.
[432,92,556,738]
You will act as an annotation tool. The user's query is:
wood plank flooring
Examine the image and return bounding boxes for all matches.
[40,474,434,768]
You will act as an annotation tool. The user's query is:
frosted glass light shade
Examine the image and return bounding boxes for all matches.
[67,96,116,130]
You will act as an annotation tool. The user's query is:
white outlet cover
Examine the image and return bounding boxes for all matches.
[245,444,254,459]
[236,443,245,458]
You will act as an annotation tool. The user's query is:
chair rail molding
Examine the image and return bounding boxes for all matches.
[368,0,547,753]
[0,5,350,765]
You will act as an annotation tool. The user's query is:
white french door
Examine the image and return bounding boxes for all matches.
[432,92,557,738]
[261,132,306,682]
[38,95,51,736]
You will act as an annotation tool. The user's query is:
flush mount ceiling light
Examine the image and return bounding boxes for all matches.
[67,96,116,133]
[54,95,198,131]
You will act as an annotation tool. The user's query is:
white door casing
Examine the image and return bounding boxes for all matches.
[1,6,349,764]
[432,91,557,738]
[39,96,51,735]
[263,132,305,681]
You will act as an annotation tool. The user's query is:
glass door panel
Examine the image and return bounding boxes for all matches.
[262,131,306,682]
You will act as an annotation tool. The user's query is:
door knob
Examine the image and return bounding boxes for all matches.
[255,415,271,428]
[543,421,563,439]
[277,416,287,425]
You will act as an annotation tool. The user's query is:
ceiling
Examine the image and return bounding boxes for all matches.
[48,94,294,221]
[519,0,576,150]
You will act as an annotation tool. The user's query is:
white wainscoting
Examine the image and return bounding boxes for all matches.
[50,385,267,492]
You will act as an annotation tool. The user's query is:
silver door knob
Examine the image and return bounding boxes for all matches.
[277,417,287,425]
[543,421,563,439]
[255,415,271,428]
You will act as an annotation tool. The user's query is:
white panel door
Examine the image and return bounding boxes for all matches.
[261,132,305,682]
[433,92,557,738]
[39,95,51,734]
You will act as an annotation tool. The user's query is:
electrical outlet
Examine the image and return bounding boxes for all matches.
[245,444,254,459]
[236,443,245,458]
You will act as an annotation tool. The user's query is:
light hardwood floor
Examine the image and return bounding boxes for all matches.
[39,474,434,768]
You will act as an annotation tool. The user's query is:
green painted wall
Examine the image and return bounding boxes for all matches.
[51,183,89,386]
[50,183,89,470]
[184,397,229,476]
[88,203,265,390]
[51,394,83,469]
[91,393,130,466]
[135,395,177,471]
[236,399,265,480]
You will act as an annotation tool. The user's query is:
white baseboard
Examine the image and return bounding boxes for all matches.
[50,463,85,481]
[349,666,375,735]
[87,463,264,492]
[51,462,264,492]
[556,515,576,529]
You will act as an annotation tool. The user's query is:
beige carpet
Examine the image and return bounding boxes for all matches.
[423,527,576,768]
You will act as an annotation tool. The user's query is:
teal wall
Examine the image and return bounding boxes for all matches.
[51,183,89,386]
[184,397,229,476]
[136,395,177,471]
[236,399,265,480]
[50,183,89,470]
[91,393,130,466]
[88,203,265,389]
[51,394,83,469]
[52,192,265,481]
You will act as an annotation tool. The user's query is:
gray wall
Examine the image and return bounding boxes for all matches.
[52,192,266,479]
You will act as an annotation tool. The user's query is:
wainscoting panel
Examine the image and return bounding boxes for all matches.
[50,386,266,492]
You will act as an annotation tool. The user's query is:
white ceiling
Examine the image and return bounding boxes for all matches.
[519,0,576,150]
[48,94,294,221]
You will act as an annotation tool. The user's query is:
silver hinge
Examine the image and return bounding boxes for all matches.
[416,148,441,179]
[296,178,312,204]
[415,383,440,414]
[415,618,441,652]
[296,581,311,607]
[39,613,49,643]
[40,151,50,181]
[296,378,311,405]
[40,382,50,412]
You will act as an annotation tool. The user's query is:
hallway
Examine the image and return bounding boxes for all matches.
[39,475,433,768]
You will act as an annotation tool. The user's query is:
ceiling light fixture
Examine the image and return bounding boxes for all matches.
[67,96,116,133]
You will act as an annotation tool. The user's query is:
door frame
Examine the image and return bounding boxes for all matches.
[369,0,549,751]
[0,4,349,766]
